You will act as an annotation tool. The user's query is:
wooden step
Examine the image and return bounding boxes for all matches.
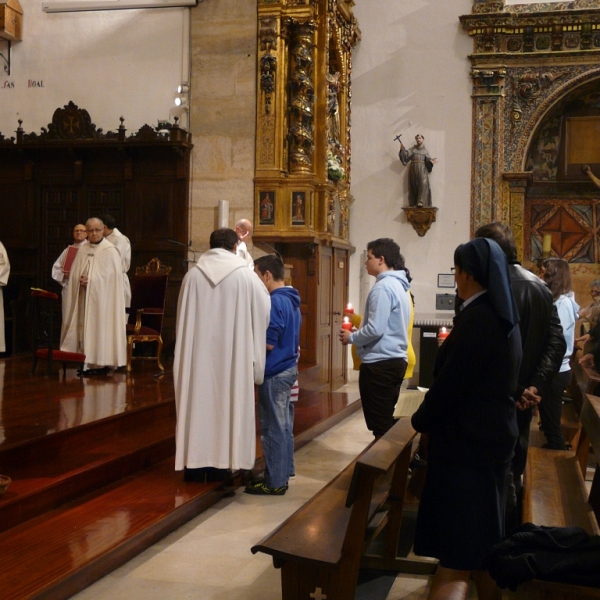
[0,356,362,600]
[0,458,235,600]
[0,403,175,533]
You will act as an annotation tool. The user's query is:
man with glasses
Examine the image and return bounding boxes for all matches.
[339,238,411,439]
[60,217,127,375]
[52,224,88,322]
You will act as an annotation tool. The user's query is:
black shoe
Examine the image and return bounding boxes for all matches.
[541,443,568,451]
[410,453,427,469]
[244,482,288,496]
[81,367,110,376]
[184,467,231,483]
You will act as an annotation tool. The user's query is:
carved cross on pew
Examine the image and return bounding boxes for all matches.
[309,588,327,600]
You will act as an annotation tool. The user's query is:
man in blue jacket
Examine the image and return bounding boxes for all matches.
[340,238,411,438]
[245,255,302,496]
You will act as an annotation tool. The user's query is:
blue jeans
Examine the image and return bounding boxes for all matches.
[258,366,298,488]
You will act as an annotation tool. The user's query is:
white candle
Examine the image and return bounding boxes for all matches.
[218,200,229,228]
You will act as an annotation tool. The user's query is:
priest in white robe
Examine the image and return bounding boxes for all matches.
[102,214,132,308]
[51,224,88,322]
[0,241,10,353]
[174,228,270,479]
[234,218,254,269]
[60,218,127,374]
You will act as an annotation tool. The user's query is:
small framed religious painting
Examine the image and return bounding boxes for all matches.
[259,191,275,225]
[291,191,306,225]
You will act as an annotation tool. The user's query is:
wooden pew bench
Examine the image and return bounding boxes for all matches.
[518,393,600,599]
[251,418,435,600]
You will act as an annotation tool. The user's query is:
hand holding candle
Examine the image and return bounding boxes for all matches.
[340,317,353,345]
[438,326,449,347]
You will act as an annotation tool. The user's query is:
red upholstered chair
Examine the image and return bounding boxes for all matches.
[126,258,171,373]
[30,289,86,377]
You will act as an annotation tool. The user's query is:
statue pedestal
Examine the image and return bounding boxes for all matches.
[403,206,437,237]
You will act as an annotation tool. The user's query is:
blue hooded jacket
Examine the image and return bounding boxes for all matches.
[265,286,302,379]
[349,270,410,363]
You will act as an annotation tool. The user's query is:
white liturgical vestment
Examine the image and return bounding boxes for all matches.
[0,242,10,353]
[60,238,127,368]
[105,228,132,308]
[174,248,270,471]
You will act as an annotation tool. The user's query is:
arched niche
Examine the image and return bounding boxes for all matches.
[461,0,600,299]
[520,79,600,298]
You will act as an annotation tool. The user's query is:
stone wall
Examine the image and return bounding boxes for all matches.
[189,0,258,252]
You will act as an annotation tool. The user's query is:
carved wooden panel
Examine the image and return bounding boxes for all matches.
[0,103,192,357]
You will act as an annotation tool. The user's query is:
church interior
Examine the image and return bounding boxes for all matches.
[2,0,600,598]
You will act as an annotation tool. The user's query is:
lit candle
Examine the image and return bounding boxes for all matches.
[345,303,354,314]
[438,326,449,341]
[342,317,353,331]
[542,233,551,255]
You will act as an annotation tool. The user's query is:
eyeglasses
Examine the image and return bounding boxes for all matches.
[86,229,103,234]
[73,229,86,233]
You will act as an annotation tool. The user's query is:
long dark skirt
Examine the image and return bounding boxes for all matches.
[413,456,510,570]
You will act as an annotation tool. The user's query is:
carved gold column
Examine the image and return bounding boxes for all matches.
[502,172,532,263]
[254,0,359,242]
[470,68,506,234]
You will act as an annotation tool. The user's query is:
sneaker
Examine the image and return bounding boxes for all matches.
[244,481,288,496]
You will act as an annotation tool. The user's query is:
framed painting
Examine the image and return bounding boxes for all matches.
[259,190,275,225]
[291,191,305,225]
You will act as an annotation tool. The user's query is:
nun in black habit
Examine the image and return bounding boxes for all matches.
[411,238,522,600]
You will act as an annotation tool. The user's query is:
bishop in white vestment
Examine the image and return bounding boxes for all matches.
[174,228,270,472]
[60,218,127,371]
[0,241,10,353]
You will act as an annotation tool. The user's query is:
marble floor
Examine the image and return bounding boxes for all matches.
[71,389,439,600]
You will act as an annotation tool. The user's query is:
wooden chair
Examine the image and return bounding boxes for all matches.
[126,258,171,373]
[30,289,85,377]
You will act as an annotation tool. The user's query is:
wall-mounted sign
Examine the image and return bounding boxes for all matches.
[438,273,455,288]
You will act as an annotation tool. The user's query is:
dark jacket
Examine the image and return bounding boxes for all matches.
[411,294,521,466]
[486,523,600,591]
[508,263,565,398]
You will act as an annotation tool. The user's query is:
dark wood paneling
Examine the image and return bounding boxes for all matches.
[0,133,192,357]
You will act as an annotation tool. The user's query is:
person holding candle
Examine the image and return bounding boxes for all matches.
[339,238,411,439]
[411,238,522,600]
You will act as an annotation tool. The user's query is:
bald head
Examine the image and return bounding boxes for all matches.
[86,218,105,244]
[235,219,253,242]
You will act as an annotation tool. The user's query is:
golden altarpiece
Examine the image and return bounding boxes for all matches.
[253,0,360,390]
[462,0,600,298]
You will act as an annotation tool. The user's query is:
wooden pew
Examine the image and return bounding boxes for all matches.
[518,393,600,599]
[251,418,435,600]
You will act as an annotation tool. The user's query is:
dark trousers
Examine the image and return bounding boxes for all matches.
[538,369,570,450]
[358,357,407,438]
[505,406,533,535]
